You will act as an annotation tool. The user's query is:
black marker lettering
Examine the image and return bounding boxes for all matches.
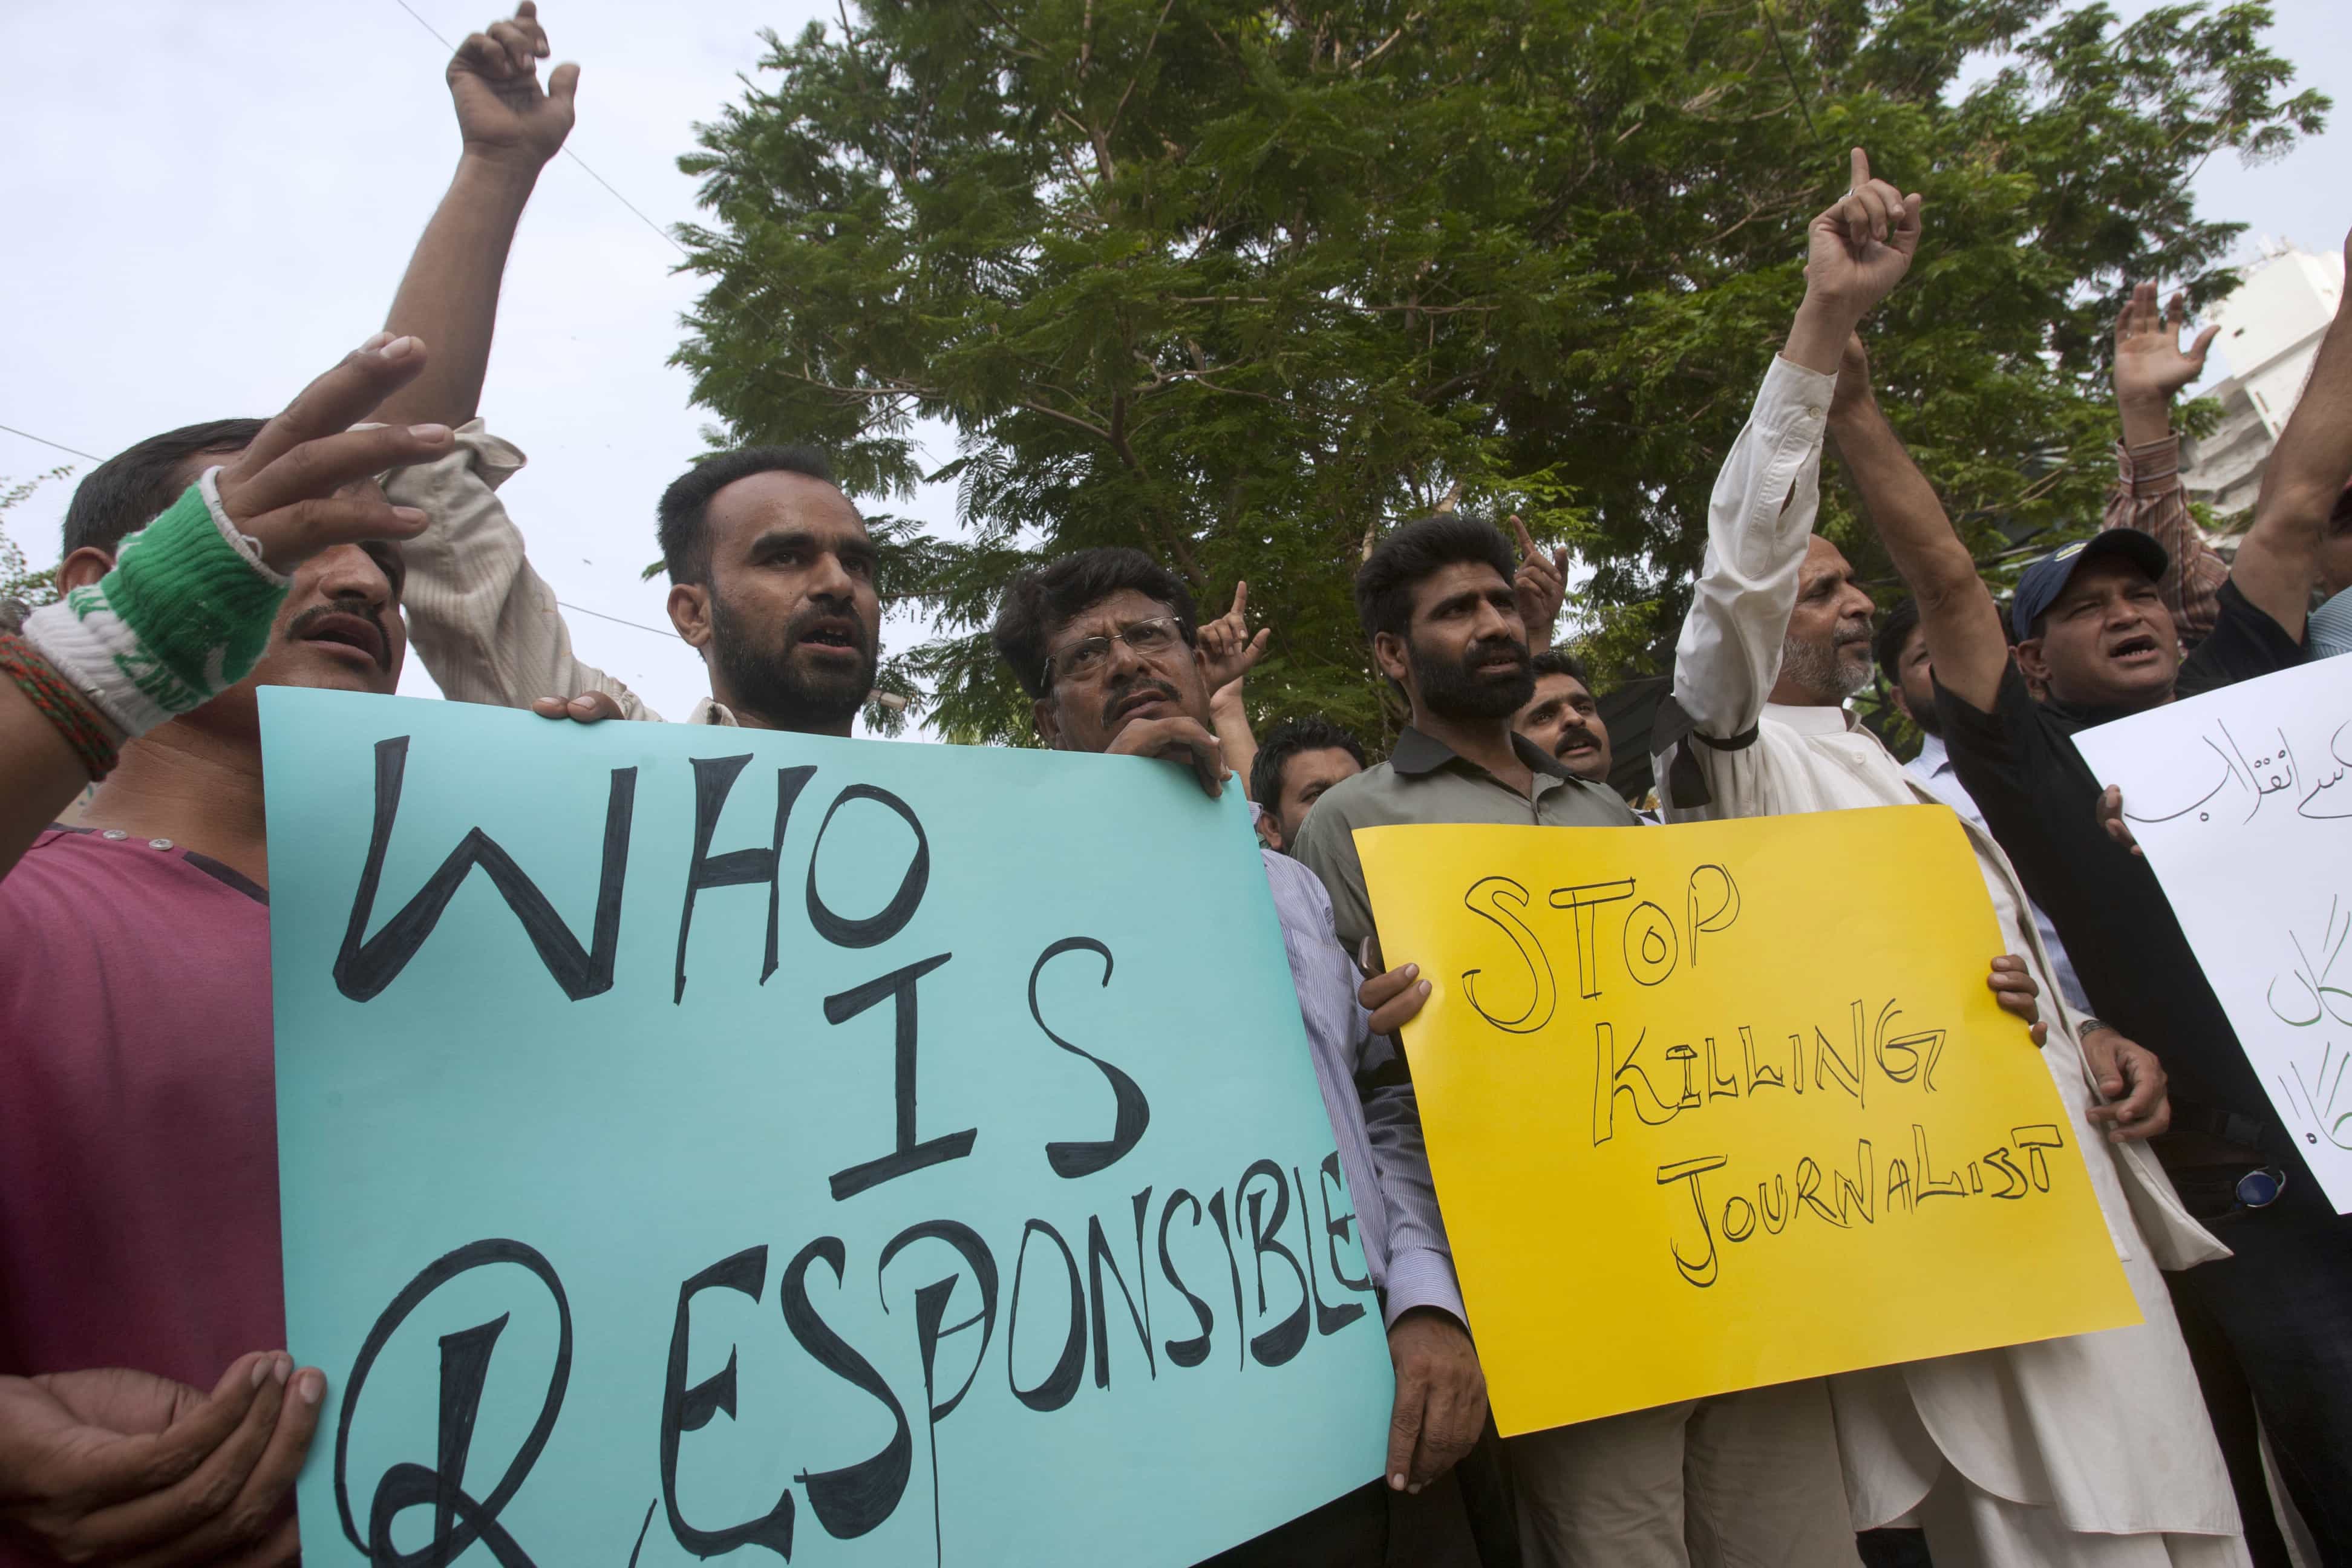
[1085,1191,1156,1388]
[1295,1165,1365,1335]
[335,736,633,1003]
[1006,1220,1086,1411]
[877,1221,998,1568]
[1239,1160,1309,1367]
[658,1247,794,1561]
[825,955,976,1200]
[1621,899,1678,987]
[1657,1156,1726,1287]
[1157,1190,1216,1369]
[2013,1125,2062,1192]
[674,757,815,1002]
[1913,1125,1966,1203]
[1685,864,1740,966]
[1030,939,1149,1177]
[1462,877,1557,1030]
[805,785,929,949]
[1549,878,1635,998]
[782,1238,912,1541]
[1206,1189,1246,1371]
[1316,1153,1373,1294]
[336,1239,570,1568]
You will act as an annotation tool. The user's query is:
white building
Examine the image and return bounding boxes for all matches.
[2180,244,2348,519]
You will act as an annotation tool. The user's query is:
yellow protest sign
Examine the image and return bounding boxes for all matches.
[1356,806,2138,1436]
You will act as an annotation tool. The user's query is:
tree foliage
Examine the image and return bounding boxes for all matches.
[672,0,2324,746]
[0,468,71,630]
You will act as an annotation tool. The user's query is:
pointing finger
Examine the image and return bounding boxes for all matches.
[230,335,431,477]
[1849,146,1870,195]
[1511,514,1536,560]
[1230,580,1248,621]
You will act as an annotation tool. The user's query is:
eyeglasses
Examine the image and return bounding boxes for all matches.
[1045,616,1184,685]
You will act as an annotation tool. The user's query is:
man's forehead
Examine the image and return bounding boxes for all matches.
[1534,670,1592,704]
[1801,535,1856,580]
[2054,555,2156,604]
[1057,589,1176,641]
[1413,558,1511,611]
[708,469,865,543]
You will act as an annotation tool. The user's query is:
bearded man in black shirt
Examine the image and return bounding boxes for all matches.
[1824,236,2352,1555]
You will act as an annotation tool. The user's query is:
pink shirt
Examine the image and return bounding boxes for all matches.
[0,829,283,1393]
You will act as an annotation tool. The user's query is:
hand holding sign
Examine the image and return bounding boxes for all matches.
[0,1353,322,1567]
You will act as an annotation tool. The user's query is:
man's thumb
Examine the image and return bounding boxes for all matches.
[548,61,581,103]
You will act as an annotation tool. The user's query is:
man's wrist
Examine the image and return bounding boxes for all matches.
[2115,393,2175,448]
[454,147,549,195]
[1785,296,1864,376]
[2077,1016,2115,1039]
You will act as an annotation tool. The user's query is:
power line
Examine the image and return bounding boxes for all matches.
[0,414,682,641]
[0,424,100,463]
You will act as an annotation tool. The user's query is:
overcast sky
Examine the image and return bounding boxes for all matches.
[2,0,2344,732]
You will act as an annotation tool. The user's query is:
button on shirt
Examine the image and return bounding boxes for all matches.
[1259,835,1465,1328]
[1292,726,1639,956]
[1907,733,2089,1013]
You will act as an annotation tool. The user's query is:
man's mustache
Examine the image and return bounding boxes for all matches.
[287,598,391,671]
[1101,676,1182,727]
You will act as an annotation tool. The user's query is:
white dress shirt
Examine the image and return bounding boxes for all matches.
[1654,356,2238,1546]
[1907,733,2089,1013]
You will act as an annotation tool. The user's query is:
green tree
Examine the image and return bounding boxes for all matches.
[0,467,72,628]
[672,0,2324,746]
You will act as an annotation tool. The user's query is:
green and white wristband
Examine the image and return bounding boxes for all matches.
[22,468,290,737]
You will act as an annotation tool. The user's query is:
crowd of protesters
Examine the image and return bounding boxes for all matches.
[2,8,2347,1567]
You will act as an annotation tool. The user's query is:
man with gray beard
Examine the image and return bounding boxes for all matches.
[1653,148,2241,1566]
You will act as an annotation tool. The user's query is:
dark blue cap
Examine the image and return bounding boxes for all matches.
[2009,530,2170,641]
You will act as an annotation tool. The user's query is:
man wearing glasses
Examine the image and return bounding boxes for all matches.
[991,547,1497,1567]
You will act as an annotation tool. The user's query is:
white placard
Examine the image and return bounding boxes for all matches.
[2073,656,2352,1212]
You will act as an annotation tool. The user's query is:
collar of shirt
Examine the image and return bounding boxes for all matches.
[1913,730,1952,778]
[1760,700,1857,737]
[688,697,742,727]
[1390,724,1583,785]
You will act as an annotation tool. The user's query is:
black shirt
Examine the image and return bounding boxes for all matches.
[1935,580,2306,1169]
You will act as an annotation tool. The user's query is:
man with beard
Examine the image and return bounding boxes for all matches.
[1877,598,2086,1011]
[991,547,1494,1567]
[1650,149,2246,1566]
[362,4,883,734]
[1292,514,1639,964]
[1841,222,2352,1551]
[0,334,459,1564]
[1512,649,1613,786]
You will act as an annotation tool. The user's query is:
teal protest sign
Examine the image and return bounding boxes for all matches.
[260,688,1393,1567]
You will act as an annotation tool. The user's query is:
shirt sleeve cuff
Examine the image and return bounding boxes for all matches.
[1381,1246,1467,1331]
[2114,434,2180,485]
[1759,353,1839,419]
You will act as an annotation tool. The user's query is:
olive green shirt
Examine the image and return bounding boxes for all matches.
[1292,725,1639,956]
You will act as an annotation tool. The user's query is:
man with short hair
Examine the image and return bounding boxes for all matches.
[1654,151,2241,1566]
[1249,716,1367,854]
[0,335,459,1566]
[1292,512,1639,964]
[1849,223,2352,1550]
[1877,597,2088,1013]
[1512,648,1612,785]
[991,546,1489,1567]
[362,5,884,734]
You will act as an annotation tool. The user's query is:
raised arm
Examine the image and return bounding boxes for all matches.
[2229,231,2352,642]
[372,2,578,429]
[1669,149,1922,740]
[2106,283,2227,642]
[1827,336,2009,710]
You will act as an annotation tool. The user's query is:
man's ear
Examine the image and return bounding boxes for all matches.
[1032,696,1064,750]
[56,546,114,593]
[2013,636,2052,687]
[1887,681,1914,722]
[667,582,713,652]
[1255,812,1282,852]
[1372,630,1411,686]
